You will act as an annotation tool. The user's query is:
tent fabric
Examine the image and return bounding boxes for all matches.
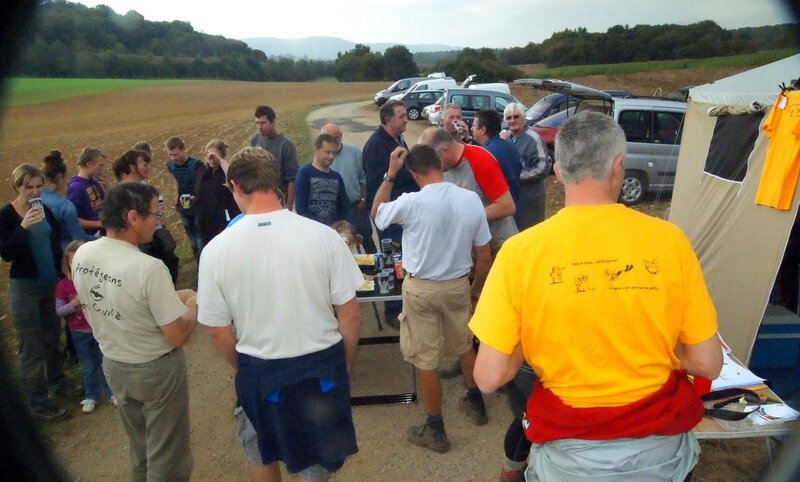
[690,54,800,106]
[669,57,800,363]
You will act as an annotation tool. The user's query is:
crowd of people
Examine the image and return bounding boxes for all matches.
[1,99,723,482]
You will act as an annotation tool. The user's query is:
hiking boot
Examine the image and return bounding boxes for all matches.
[459,394,488,426]
[407,423,450,453]
[32,405,70,422]
[499,467,525,481]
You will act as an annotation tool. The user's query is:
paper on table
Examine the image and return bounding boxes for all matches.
[710,350,766,390]
[751,403,800,425]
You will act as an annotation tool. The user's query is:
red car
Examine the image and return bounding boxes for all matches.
[530,107,576,158]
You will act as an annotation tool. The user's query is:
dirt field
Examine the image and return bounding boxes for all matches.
[0,69,786,480]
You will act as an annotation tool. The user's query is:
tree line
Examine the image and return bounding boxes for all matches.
[417,22,797,69]
[15,2,797,82]
[17,1,334,81]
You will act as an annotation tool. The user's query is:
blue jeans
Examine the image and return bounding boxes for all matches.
[70,330,112,401]
[179,210,199,260]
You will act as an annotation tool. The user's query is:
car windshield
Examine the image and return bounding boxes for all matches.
[526,94,559,116]
[535,107,576,128]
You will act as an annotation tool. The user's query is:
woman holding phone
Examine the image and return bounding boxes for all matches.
[0,164,71,421]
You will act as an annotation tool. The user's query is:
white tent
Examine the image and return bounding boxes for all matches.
[669,54,800,362]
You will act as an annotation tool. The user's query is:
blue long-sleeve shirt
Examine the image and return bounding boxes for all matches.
[295,164,351,227]
[41,188,95,249]
[482,136,522,205]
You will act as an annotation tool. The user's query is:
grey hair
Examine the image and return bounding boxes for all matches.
[443,103,462,113]
[554,111,626,184]
[503,102,526,119]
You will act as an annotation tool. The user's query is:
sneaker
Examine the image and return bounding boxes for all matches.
[459,394,488,426]
[32,405,70,422]
[407,423,450,453]
[109,395,119,407]
[499,468,525,481]
[81,399,97,414]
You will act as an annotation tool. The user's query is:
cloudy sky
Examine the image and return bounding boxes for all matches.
[76,0,795,48]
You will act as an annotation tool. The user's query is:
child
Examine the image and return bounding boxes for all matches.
[55,240,116,414]
[331,220,364,254]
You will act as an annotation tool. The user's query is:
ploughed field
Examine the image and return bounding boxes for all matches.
[0,68,782,480]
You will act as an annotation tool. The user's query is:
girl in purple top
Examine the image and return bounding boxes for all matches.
[66,147,107,236]
[55,240,116,414]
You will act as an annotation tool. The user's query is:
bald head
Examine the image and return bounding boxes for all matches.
[418,127,460,169]
[418,127,454,149]
[321,123,343,150]
[321,123,341,137]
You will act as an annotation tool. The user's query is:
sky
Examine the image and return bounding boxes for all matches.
[75,0,796,49]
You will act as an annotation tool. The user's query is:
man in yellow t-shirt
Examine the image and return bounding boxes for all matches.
[470,111,722,481]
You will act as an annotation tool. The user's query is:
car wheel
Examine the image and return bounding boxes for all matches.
[619,170,647,205]
[407,107,420,120]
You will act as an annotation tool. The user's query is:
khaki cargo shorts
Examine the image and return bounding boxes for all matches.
[399,275,473,370]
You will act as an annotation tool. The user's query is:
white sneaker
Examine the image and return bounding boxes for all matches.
[81,399,97,414]
[109,395,119,407]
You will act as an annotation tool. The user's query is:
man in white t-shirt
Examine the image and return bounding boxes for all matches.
[198,147,363,482]
[72,182,198,482]
[371,144,493,454]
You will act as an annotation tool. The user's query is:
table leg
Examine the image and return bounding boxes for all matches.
[371,302,383,331]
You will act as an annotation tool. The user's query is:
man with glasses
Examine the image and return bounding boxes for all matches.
[500,102,551,230]
[323,122,376,253]
[72,182,198,481]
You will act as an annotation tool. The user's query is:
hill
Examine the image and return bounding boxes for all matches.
[243,36,457,60]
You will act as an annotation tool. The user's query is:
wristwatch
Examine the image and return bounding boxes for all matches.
[383,172,395,183]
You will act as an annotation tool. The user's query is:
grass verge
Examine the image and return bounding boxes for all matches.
[3,78,200,108]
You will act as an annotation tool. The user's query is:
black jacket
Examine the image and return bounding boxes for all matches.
[0,203,63,280]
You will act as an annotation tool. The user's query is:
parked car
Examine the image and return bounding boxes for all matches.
[516,79,686,205]
[374,75,431,106]
[389,78,456,101]
[526,90,632,126]
[427,95,445,124]
[401,90,444,120]
[525,93,578,126]
[530,106,577,158]
[428,88,523,127]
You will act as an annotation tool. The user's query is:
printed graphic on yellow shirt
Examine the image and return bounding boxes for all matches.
[549,265,565,284]
[574,274,593,293]
[558,257,660,293]
[644,258,660,275]
[604,264,633,281]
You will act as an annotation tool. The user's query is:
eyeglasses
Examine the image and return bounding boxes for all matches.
[505,114,521,120]
[148,211,163,220]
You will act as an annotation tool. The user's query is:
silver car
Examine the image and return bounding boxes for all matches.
[515,79,686,205]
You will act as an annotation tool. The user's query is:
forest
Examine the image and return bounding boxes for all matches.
[15,1,797,82]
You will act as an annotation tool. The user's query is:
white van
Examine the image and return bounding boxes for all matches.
[468,83,511,95]
[389,78,457,101]
[374,73,453,106]
[374,77,428,106]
